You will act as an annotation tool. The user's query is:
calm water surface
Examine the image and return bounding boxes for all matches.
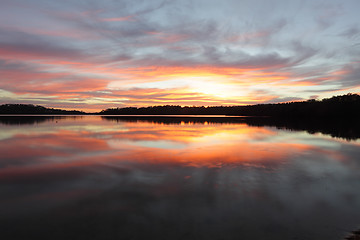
[0,116,359,240]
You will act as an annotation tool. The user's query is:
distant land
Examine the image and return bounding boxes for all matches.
[1,93,360,118]
[0,104,85,115]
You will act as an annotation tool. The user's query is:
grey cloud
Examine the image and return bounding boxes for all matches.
[309,95,319,99]
[234,52,290,69]
[0,28,90,61]
[22,1,309,73]
[339,63,360,87]
[313,2,344,30]
[266,96,305,104]
[0,59,35,71]
[288,41,318,65]
[339,26,360,39]
[128,50,292,71]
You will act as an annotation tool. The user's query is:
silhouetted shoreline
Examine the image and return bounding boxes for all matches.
[1,93,359,118]
[0,104,85,115]
[99,93,360,118]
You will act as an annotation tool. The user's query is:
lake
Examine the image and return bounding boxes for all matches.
[0,115,359,240]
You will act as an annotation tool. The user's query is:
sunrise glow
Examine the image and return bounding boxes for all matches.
[1,0,360,112]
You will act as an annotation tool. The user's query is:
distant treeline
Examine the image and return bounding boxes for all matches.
[1,93,360,117]
[0,104,85,115]
[100,93,360,118]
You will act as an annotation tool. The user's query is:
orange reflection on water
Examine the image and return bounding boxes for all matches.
[0,117,318,180]
[104,120,277,144]
[98,140,313,168]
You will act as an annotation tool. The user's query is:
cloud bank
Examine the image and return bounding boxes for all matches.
[0,0,359,111]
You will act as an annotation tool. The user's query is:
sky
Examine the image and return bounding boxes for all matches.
[0,0,360,112]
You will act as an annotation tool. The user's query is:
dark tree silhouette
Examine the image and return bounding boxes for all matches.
[99,93,360,118]
[1,93,359,118]
[0,104,85,115]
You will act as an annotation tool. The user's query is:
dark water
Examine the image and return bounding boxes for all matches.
[0,116,359,240]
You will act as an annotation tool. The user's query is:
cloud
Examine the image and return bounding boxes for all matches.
[1,0,360,110]
[0,28,90,61]
[337,63,360,87]
[0,59,110,98]
[101,16,135,22]
[313,2,344,30]
[339,26,360,39]
[265,96,305,104]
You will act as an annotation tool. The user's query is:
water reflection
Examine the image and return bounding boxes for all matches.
[102,116,360,141]
[1,115,359,140]
[0,116,359,239]
[0,116,64,125]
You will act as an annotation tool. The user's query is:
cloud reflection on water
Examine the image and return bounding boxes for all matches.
[0,116,359,240]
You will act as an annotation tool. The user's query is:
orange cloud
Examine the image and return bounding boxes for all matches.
[0,39,347,111]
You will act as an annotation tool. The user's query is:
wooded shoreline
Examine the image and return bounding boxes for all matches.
[1,93,360,118]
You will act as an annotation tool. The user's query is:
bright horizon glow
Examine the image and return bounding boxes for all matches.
[0,0,360,112]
